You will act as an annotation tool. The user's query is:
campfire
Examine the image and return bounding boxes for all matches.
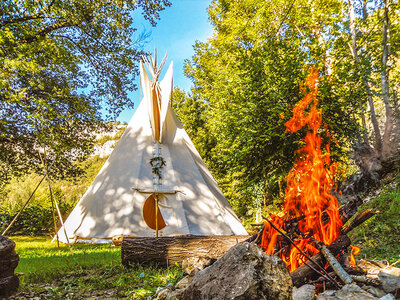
[251,69,379,290]
[260,69,343,272]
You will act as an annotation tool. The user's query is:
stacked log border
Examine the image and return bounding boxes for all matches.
[0,236,19,298]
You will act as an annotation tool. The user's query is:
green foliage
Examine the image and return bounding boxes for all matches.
[0,155,107,235]
[350,187,400,263]
[179,0,361,216]
[0,204,73,236]
[0,0,171,185]
[13,236,183,298]
[172,87,211,160]
[149,156,166,180]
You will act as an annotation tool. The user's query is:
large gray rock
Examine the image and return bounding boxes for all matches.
[378,270,400,293]
[362,286,387,298]
[293,284,315,300]
[379,293,395,300]
[175,275,194,290]
[316,284,377,300]
[176,242,293,300]
[182,256,215,275]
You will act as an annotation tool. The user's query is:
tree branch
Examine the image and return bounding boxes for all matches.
[25,21,73,42]
[0,14,45,28]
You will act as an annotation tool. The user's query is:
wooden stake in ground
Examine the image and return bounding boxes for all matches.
[51,186,73,254]
[39,149,59,248]
[155,194,159,237]
[1,157,56,236]
[41,147,73,253]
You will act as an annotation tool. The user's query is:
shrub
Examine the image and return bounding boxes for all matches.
[0,202,74,236]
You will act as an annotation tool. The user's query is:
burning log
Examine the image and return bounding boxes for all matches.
[340,208,378,235]
[247,71,381,288]
[309,210,377,286]
[320,244,353,285]
[245,224,264,244]
[121,235,248,267]
[268,208,376,287]
[290,234,351,287]
[262,216,340,288]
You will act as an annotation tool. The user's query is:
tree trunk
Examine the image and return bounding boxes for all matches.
[348,0,382,154]
[121,235,249,267]
[381,0,396,159]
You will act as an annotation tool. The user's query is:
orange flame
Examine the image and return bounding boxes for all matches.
[349,245,361,267]
[260,69,342,272]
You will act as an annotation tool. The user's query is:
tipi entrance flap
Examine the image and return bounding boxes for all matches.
[140,192,190,236]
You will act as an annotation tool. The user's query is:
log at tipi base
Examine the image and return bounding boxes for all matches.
[121,235,249,267]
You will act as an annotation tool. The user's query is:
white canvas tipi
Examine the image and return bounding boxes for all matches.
[56,55,247,243]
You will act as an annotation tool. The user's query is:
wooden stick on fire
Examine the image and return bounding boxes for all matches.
[319,244,354,285]
[340,209,378,235]
[262,216,341,288]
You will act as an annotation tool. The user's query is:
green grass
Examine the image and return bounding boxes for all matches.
[13,236,183,299]
[349,187,400,264]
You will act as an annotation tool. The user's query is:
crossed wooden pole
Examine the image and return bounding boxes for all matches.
[2,146,73,253]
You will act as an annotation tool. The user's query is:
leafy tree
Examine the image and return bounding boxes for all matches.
[181,0,363,215]
[0,0,171,185]
[339,0,400,177]
[172,87,214,160]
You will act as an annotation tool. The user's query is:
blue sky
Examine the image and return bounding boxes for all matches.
[116,0,213,123]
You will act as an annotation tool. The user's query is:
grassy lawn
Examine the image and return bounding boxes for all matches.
[12,236,183,299]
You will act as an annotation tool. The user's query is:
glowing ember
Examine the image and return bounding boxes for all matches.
[260,69,343,272]
[349,245,361,266]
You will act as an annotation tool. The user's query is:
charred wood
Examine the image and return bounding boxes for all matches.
[290,235,351,287]
[245,224,264,244]
[340,209,378,235]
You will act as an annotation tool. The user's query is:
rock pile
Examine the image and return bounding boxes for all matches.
[154,243,400,300]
